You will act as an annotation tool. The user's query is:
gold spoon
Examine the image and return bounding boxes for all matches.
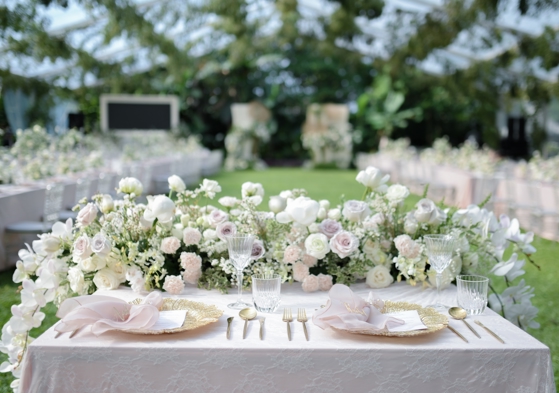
[449,307,481,338]
[226,317,234,339]
[239,308,257,339]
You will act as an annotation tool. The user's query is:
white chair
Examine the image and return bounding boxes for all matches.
[5,182,65,234]
[97,171,116,196]
[59,177,92,221]
[4,182,65,264]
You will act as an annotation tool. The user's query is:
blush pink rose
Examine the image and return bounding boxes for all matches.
[301,254,318,267]
[180,252,202,271]
[319,219,342,239]
[292,261,309,282]
[73,234,92,261]
[283,245,302,264]
[183,269,202,285]
[161,236,181,254]
[317,273,333,291]
[77,203,98,227]
[207,209,229,227]
[394,234,421,259]
[251,240,265,260]
[216,222,237,240]
[183,227,202,246]
[162,275,185,295]
[329,231,359,258]
[302,274,319,292]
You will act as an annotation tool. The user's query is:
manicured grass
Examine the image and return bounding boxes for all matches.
[0,168,557,390]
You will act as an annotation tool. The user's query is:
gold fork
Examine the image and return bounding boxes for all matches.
[297,308,309,341]
[283,308,293,341]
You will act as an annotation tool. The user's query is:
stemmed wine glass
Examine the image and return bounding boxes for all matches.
[226,234,255,310]
[424,234,457,310]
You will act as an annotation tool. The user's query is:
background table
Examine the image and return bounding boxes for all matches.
[20,283,555,393]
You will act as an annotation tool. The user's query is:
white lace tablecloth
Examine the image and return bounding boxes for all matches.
[20,282,555,393]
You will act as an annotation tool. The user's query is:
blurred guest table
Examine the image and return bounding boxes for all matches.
[20,283,554,393]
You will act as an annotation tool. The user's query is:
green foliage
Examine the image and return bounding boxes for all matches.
[356,72,422,150]
[1,0,558,156]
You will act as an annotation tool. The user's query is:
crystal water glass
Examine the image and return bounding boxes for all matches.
[457,275,489,315]
[252,274,281,313]
[226,234,255,310]
[424,234,456,310]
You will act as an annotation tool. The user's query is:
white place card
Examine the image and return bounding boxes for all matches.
[149,310,188,331]
[386,310,428,332]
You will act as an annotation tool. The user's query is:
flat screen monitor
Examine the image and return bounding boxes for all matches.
[100,94,179,132]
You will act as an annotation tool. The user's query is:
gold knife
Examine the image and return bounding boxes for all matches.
[447,325,469,343]
[475,320,505,344]
[226,317,233,339]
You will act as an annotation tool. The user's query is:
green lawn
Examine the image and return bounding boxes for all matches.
[0,168,557,390]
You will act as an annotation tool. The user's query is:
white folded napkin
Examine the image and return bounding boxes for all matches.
[55,291,164,336]
[312,284,405,333]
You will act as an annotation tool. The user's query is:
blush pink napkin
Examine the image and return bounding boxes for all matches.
[312,284,405,333]
[55,291,164,336]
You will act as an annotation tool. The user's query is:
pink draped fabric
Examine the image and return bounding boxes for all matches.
[54,291,164,336]
[312,284,404,332]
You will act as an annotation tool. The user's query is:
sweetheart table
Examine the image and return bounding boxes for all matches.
[20,282,555,393]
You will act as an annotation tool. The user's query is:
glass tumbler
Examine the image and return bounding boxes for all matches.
[251,274,281,313]
[457,275,489,315]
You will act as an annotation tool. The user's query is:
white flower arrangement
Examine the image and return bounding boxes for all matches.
[420,137,500,175]
[224,121,277,171]
[0,167,541,388]
[301,124,353,169]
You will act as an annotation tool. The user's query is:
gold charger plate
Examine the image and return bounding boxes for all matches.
[121,298,223,335]
[333,300,448,337]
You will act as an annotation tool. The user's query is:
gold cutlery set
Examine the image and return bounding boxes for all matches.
[447,307,504,344]
[226,308,309,340]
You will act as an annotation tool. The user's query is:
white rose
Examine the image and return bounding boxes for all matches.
[40,234,61,253]
[91,233,111,257]
[414,199,436,223]
[317,207,327,220]
[356,166,390,192]
[277,196,320,227]
[308,223,319,233]
[76,203,98,227]
[200,179,221,198]
[93,268,121,290]
[304,233,330,259]
[143,195,175,223]
[79,254,106,272]
[268,196,287,213]
[218,196,240,208]
[366,265,394,289]
[279,190,293,199]
[342,200,371,222]
[319,200,330,210]
[203,229,217,240]
[97,194,114,214]
[168,175,186,192]
[245,195,262,206]
[118,177,143,196]
[394,234,421,259]
[386,184,409,203]
[404,213,419,234]
[68,266,86,294]
[73,235,92,261]
[241,182,264,198]
[328,208,342,220]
